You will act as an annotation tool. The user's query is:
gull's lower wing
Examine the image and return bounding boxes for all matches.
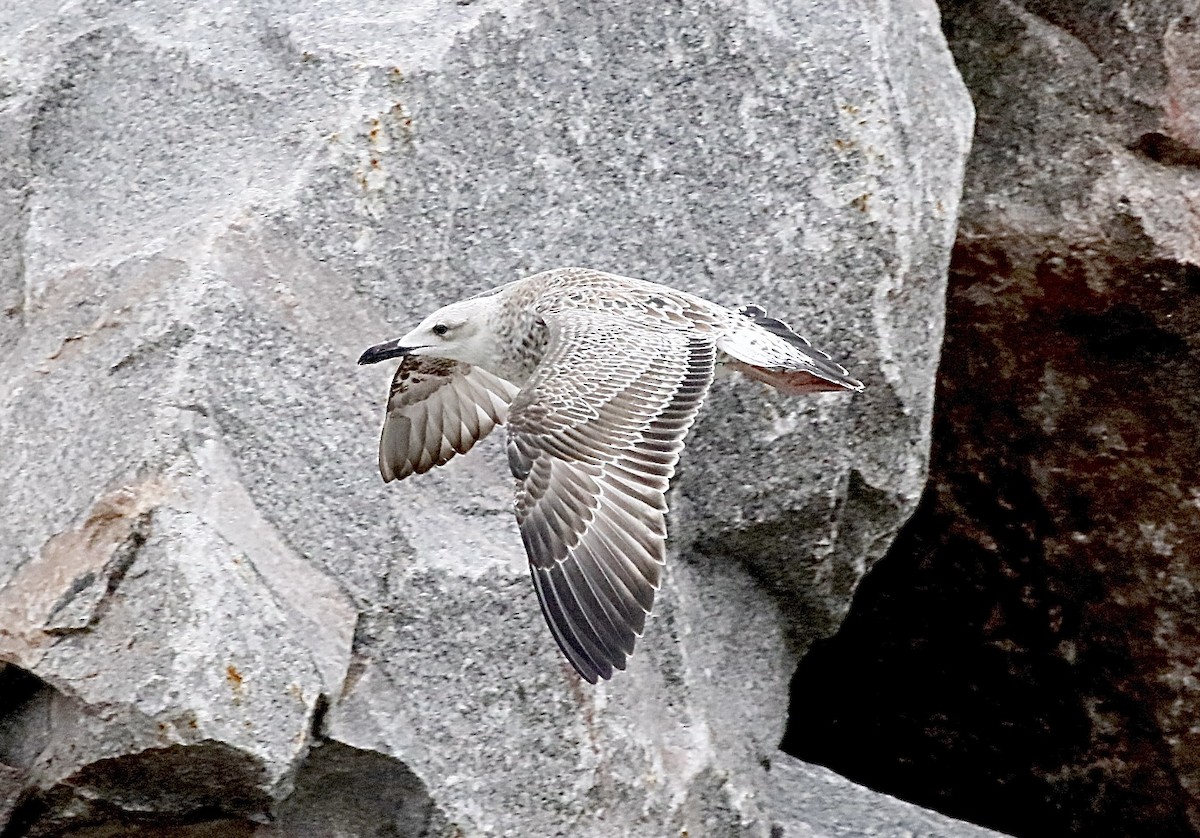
[378,356,519,481]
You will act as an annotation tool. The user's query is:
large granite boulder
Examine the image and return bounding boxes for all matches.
[789,2,1200,837]
[0,1,980,835]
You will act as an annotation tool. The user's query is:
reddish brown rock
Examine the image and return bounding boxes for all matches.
[787,2,1200,837]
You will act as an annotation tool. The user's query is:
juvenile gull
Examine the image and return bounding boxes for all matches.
[358,267,863,683]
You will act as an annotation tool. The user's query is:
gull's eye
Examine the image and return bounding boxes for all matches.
[432,324,449,336]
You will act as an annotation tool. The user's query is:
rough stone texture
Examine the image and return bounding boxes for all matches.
[766,755,1008,838]
[0,1,976,835]
[787,2,1200,837]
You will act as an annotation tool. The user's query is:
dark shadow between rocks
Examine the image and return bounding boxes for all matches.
[779,225,1200,838]
[270,739,442,837]
[780,474,1196,838]
[0,665,55,773]
[4,742,271,838]
[0,668,442,838]
[0,665,56,831]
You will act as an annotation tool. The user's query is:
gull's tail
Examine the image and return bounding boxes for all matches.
[716,304,864,394]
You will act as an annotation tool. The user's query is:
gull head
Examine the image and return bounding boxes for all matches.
[358,295,501,368]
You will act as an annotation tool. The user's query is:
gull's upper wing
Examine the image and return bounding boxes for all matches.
[505,311,716,682]
[378,356,519,482]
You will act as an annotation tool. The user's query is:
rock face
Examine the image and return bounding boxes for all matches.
[787,2,1200,837]
[0,1,978,835]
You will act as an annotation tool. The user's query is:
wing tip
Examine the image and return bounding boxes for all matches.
[531,562,640,686]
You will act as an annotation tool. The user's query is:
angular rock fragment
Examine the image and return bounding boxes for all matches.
[0,0,977,834]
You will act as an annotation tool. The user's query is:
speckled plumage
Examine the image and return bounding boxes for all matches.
[359,267,863,683]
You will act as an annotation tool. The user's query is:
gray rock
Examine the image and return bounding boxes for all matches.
[0,0,979,835]
[767,755,1008,838]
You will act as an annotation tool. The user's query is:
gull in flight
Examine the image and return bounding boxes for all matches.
[359,267,863,683]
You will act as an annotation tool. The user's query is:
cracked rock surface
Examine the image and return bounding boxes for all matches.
[0,1,984,835]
